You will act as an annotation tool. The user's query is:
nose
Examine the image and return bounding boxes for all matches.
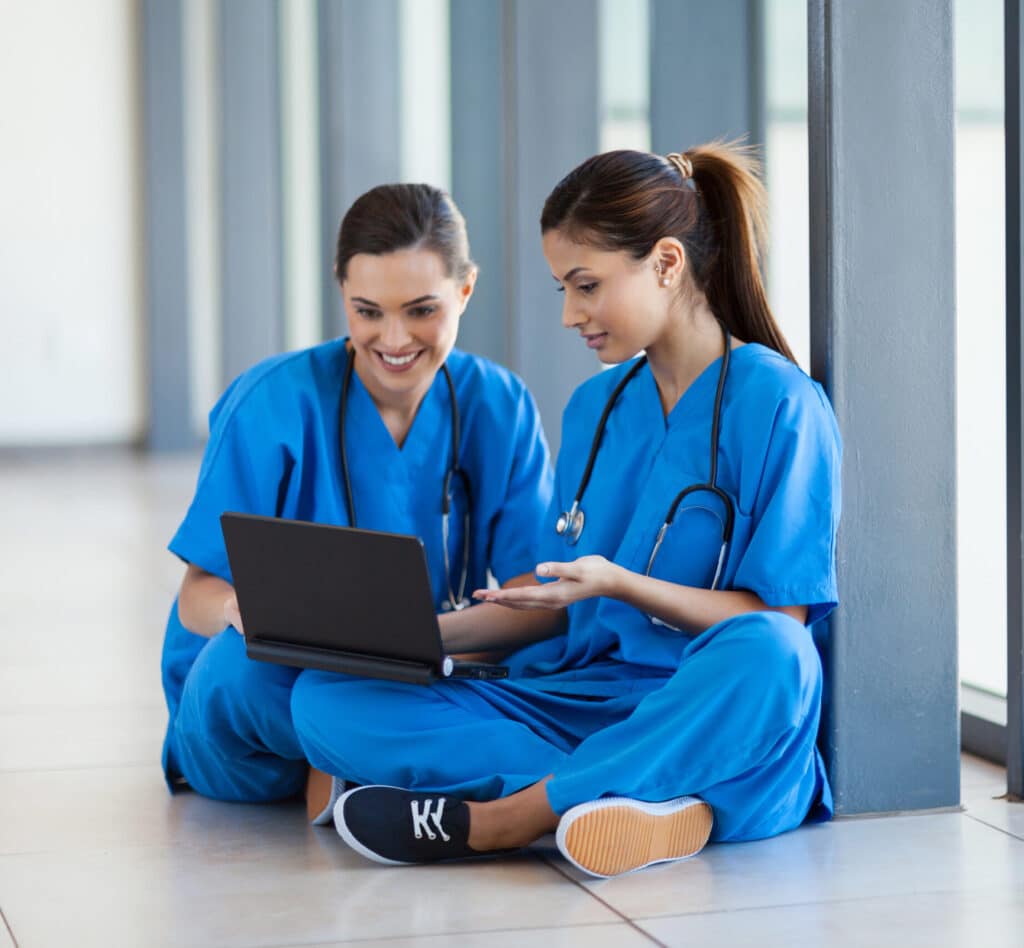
[379,315,412,351]
[561,299,585,331]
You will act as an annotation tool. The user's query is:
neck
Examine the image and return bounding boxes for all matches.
[352,354,433,448]
[645,297,727,416]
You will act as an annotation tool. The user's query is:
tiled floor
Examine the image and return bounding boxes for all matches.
[0,451,1022,947]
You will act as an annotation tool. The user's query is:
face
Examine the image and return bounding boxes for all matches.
[541,229,670,364]
[342,248,475,402]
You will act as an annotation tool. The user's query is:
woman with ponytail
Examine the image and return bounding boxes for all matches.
[293,143,842,878]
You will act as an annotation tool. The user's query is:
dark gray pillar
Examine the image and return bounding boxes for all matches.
[809,1,959,813]
[218,0,285,383]
[507,0,601,450]
[318,0,402,338]
[450,0,508,366]
[1005,0,1024,798]
[650,0,765,155]
[141,0,194,451]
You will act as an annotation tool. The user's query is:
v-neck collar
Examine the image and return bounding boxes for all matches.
[345,356,448,474]
[637,345,740,431]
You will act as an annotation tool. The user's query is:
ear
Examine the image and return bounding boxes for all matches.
[456,266,478,315]
[650,238,686,288]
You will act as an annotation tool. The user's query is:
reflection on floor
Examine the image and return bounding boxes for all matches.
[0,451,1021,948]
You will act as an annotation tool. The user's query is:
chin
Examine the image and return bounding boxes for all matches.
[595,342,641,367]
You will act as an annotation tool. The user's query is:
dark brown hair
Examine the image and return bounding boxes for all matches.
[334,183,474,283]
[540,141,795,362]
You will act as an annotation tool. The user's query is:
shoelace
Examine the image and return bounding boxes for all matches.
[410,797,451,842]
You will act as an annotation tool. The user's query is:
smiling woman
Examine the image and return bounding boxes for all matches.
[159,182,555,814]
[333,186,477,443]
[342,247,473,444]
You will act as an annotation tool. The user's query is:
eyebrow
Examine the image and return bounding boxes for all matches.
[556,267,589,282]
[350,294,440,308]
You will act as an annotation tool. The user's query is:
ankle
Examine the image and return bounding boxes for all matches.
[466,794,558,852]
[466,801,516,851]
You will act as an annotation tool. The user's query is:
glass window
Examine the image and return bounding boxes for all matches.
[599,0,651,153]
[955,0,1007,699]
[764,0,810,371]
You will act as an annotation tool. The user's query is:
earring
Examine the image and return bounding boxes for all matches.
[660,276,670,287]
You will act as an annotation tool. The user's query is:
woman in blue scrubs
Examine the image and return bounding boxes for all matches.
[161,183,554,812]
[291,142,842,877]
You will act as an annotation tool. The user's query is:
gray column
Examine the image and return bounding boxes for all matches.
[1005,0,1024,798]
[809,1,959,813]
[450,0,508,366]
[218,0,285,383]
[141,0,194,451]
[318,0,402,338]
[507,0,601,451]
[650,0,765,155]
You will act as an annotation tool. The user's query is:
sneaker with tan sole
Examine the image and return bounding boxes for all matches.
[555,795,713,878]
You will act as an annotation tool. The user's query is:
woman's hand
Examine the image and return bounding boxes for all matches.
[473,555,623,610]
[178,564,243,638]
[222,591,244,634]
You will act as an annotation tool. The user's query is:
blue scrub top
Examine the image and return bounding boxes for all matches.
[160,339,554,721]
[509,343,842,681]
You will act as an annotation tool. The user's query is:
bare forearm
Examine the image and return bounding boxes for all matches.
[440,600,565,653]
[611,568,807,636]
[177,564,238,638]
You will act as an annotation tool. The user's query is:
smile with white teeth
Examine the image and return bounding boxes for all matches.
[379,351,420,366]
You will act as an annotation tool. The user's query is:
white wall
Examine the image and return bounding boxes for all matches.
[0,0,144,445]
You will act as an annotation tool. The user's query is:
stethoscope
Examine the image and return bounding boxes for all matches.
[338,346,472,612]
[555,322,736,600]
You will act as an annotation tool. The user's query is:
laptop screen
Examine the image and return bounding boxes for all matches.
[220,513,445,668]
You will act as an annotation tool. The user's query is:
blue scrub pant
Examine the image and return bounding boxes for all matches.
[290,611,830,842]
[168,629,308,802]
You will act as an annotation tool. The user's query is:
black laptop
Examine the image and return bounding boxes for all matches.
[220,513,508,685]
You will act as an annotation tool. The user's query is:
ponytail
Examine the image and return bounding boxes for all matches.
[540,140,796,363]
[687,141,794,362]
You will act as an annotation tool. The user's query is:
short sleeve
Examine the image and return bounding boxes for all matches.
[168,375,295,583]
[487,386,554,584]
[732,385,842,625]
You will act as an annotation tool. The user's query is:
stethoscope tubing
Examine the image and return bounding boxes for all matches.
[338,345,472,612]
[556,321,736,601]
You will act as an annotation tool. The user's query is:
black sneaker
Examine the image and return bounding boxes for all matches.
[334,785,490,865]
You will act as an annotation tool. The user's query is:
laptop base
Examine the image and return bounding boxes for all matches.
[246,639,507,685]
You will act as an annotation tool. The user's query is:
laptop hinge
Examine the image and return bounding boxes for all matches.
[246,638,437,685]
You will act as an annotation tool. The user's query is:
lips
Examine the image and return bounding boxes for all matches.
[582,332,608,350]
[375,349,425,372]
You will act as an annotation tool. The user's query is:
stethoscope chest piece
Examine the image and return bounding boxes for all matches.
[555,501,585,546]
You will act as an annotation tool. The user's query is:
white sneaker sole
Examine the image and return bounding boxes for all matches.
[556,796,713,878]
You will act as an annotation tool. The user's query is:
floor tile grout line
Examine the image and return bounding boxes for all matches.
[627,880,1024,923]
[534,851,669,947]
[253,917,637,948]
[0,905,19,948]
[964,811,1024,844]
